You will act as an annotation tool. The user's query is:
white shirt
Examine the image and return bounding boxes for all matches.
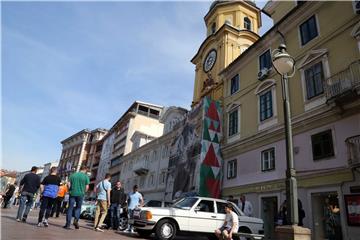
[239,200,253,217]
[224,210,239,233]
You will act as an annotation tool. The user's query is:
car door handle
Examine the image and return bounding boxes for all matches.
[211,216,217,218]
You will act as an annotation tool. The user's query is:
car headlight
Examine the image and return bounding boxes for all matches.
[140,210,153,220]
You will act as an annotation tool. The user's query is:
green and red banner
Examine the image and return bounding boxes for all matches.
[199,96,223,198]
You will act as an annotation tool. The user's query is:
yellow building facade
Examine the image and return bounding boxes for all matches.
[191,0,261,106]
[220,1,359,239]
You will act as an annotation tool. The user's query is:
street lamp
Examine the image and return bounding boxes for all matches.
[272,44,298,225]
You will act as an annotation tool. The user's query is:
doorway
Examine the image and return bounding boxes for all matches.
[261,196,278,240]
[311,191,342,240]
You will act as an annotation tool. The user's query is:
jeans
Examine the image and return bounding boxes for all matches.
[16,192,34,220]
[127,208,134,230]
[38,196,56,223]
[51,197,64,217]
[109,204,121,229]
[65,196,84,226]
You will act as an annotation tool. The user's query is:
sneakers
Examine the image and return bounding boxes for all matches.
[95,227,104,232]
[73,220,79,229]
[21,217,26,223]
[43,219,49,227]
[37,222,42,227]
[16,218,20,222]
[63,225,71,230]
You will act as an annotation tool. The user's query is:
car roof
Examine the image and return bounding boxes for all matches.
[186,196,228,203]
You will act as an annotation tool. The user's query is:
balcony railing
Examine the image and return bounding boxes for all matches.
[346,135,360,167]
[133,160,149,175]
[325,60,360,102]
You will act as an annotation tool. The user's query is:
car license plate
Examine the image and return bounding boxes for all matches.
[133,210,140,218]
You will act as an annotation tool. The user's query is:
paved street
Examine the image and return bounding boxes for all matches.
[1,207,207,240]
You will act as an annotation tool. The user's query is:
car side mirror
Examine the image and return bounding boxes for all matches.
[194,206,201,212]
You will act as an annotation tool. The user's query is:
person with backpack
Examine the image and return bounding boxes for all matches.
[93,173,111,232]
[37,167,61,227]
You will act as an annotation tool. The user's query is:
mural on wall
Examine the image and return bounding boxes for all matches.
[166,102,202,200]
[199,96,223,198]
[96,133,115,184]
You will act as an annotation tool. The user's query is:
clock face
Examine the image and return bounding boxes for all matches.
[203,49,217,73]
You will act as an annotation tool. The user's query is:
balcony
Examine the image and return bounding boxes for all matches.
[346,135,360,167]
[133,160,149,175]
[325,60,360,106]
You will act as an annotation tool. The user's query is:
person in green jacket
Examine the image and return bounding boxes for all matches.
[63,165,89,229]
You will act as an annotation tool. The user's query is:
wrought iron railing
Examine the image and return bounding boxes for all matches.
[325,60,360,99]
[346,135,360,167]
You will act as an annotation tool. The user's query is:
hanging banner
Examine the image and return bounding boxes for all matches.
[199,96,223,198]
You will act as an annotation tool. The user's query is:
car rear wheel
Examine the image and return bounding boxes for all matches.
[155,219,177,240]
[118,216,128,231]
[235,227,252,240]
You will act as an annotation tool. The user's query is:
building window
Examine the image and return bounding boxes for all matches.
[259,90,273,121]
[159,172,166,184]
[300,15,318,45]
[259,49,272,71]
[261,148,275,171]
[211,22,216,34]
[228,109,238,136]
[227,160,237,179]
[230,74,240,94]
[244,17,251,30]
[311,130,334,160]
[305,62,324,99]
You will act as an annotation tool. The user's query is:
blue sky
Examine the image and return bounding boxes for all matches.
[2,1,272,172]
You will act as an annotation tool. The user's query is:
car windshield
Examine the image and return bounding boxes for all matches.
[173,197,198,209]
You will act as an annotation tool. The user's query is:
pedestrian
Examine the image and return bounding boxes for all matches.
[109,181,127,230]
[298,199,305,226]
[37,167,61,227]
[227,195,237,204]
[238,194,253,217]
[16,166,41,222]
[215,203,239,240]
[63,165,90,230]
[62,192,69,214]
[50,182,68,218]
[125,185,144,233]
[94,173,112,232]
[3,183,16,208]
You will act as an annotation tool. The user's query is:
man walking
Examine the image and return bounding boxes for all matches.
[50,182,67,217]
[239,194,253,217]
[93,174,111,232]
[126,185,143,233]
[63,166,90,230]
[37,167,61,227]
[109,181,127,230]
[16,166,41,222]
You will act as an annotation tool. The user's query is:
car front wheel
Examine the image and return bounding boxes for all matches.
[155,219,177,240]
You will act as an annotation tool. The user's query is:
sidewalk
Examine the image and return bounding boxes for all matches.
[1,207,147,240]
[1,207,207,240]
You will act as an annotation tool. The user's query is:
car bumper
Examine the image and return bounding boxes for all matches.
[133,219,156,230]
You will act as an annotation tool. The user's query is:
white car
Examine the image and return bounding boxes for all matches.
[132,196,264,240]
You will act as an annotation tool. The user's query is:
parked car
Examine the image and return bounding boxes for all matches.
[143,199,173,208]
[133,196,264,240]
[80,201,96,220]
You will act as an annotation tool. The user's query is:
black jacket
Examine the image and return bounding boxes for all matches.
[110,187,126,205]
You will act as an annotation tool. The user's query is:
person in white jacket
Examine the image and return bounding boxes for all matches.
[239,194,253,217]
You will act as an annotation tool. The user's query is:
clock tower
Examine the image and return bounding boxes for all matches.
[191,0,261,106]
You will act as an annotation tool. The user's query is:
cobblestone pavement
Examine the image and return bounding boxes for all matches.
[1,207,207,240]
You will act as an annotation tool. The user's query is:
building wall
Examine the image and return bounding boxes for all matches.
[220,1,360,239]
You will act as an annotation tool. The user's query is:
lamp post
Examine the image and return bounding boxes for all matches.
[272,44,298,225]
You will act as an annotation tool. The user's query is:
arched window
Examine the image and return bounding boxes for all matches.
[244,17,251,30]
[211,22,216,34]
